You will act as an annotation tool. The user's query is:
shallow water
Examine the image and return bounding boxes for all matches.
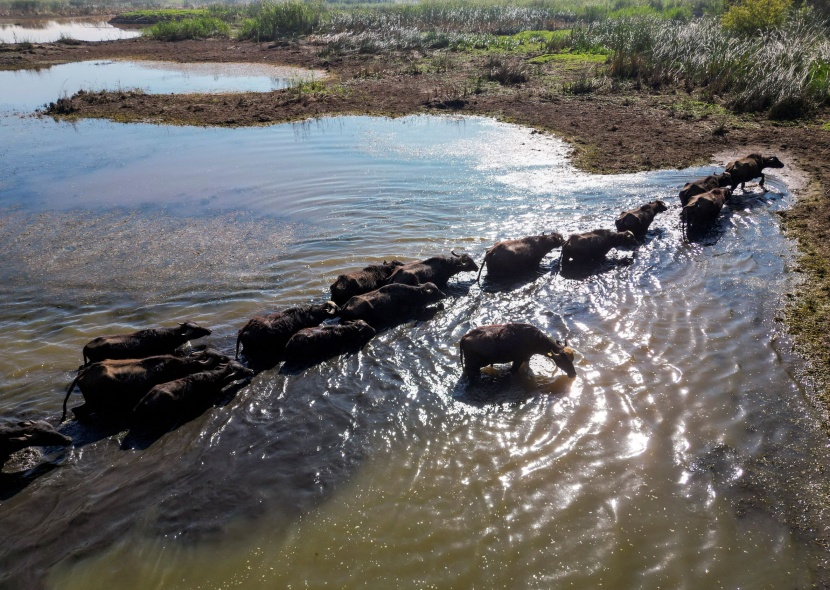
[0,113,828,589]
[0,60,320,111]
[0,18,140,43]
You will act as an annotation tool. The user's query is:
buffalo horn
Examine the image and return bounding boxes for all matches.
[451,250,460,257]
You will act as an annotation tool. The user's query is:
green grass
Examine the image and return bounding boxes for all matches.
[144,17,230,41]
[529,51,609,64]
[116,9,208,21]
[823,121,830,130]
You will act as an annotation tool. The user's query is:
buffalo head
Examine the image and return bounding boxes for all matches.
[178,322,212,340]
[451,251,479,273]
[618,230,639,249]
[717,172,733,187]
[547,341,577,378]
[420,282,447,303]
[763,156,785,169]
[653,200,668,213]
[8,421,72,448]
[542,232,566,248]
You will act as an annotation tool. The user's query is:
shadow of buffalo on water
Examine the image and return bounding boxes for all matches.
[452,367,573,407]
[479,267,549,293]
[0,460,62,502]
[684,209,734,246]
[558,256,634,281]
[727,187,784,212]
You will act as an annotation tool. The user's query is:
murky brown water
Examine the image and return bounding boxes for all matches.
[0,114,828,589]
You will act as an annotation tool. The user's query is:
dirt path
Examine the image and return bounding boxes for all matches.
[4,36,830,400]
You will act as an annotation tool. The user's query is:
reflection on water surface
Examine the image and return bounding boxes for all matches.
[0,60,321,111]
[0,114,827,589]
[0,18,140,43]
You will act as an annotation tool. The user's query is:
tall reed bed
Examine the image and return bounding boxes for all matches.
[238,0,321,41]
[321,3,567,35]
[570,12,830,116]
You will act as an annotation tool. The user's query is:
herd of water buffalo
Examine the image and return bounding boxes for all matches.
[0,153,785,471]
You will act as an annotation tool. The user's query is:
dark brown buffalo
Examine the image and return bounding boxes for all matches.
[339,282,446,328]
[725,154,784,190]
[329,260,404,305]
[560,229,638,266]
[82,321,211,365]
[387,252,478,287]
[459,323,577,378]
[681,187,732,235]
[63,349,229,421]
[235,301,339,369]
[476,233,565,282]
[0,420,71,466]
[615,200,668,239]
[679,172,732,206]
[283,320,376,366]
[131,362,255,430]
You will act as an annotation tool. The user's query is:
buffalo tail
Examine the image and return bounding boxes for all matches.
[62,372,82,422]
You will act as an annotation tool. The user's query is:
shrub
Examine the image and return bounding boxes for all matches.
[484,55,529,85]
[722,0,794,34]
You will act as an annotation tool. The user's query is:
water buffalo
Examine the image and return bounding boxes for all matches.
[0,420,71,466]
[679,172,732,206]
[283,320,376,366]
[339,282,446,328]
[235,301,339,369]
[329,260,404,305]
[560,229,638,266]
[681,187,732,236]
[476,233,565,282]
[82,321,211,365]
[459,323,577,378]
[387,252,478,287]
[131,362,255,430]
[63,349,229,421]
[615,201,668,239]
[725,154,784,190]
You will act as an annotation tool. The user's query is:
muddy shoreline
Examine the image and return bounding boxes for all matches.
[3,36,830,402]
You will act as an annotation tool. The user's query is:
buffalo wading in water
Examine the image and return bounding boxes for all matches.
[282,320,376,368]
[131,361,255,432]
[459,323,577,378]
[62,349,230,422]
[387,251,478,287]
[615,201,668,239]
[679,172,733,206]
[725,154,784,191]
[0,420,71,467]
[235,301,339,369]
[560,229,639,267]
[329,260,404,306]
[681,187,732,237]
[338,282,446,328]
[476,233,565,282]
[82,321,212,365]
